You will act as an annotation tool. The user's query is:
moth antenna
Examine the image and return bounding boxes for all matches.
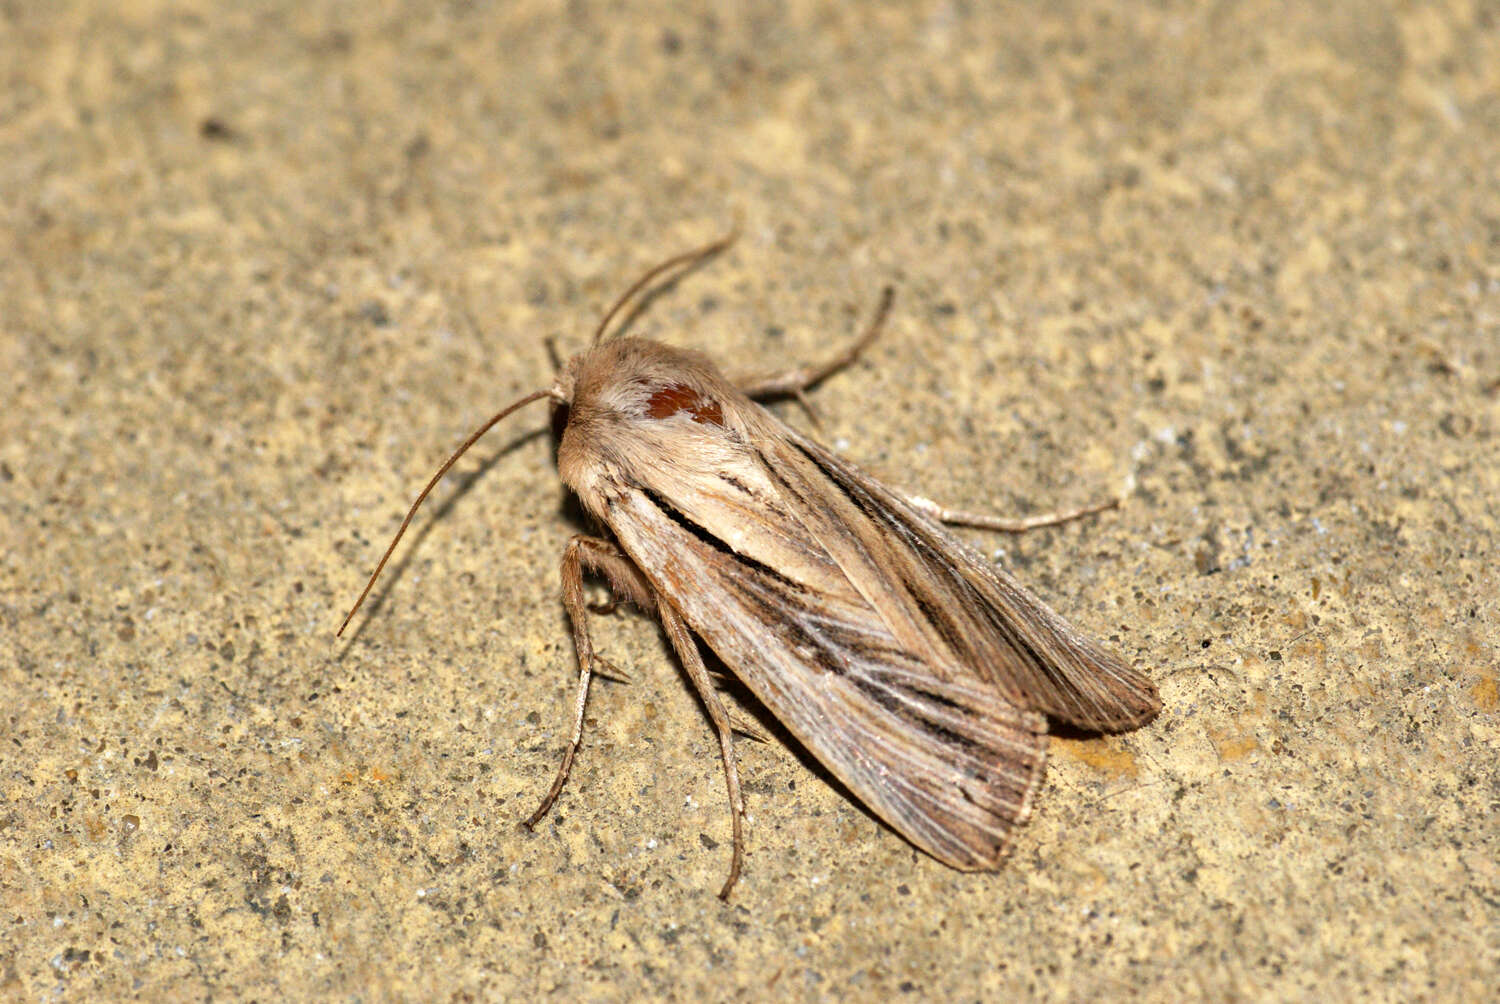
[591,223,740,346]
[337,388,554,637]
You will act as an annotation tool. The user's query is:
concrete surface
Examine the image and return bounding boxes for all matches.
[2,1,1496,999]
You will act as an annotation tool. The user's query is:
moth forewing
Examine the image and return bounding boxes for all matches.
[342,237,1160,898]
[780,429,1162,734]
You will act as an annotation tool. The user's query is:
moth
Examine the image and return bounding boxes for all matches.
[340,233,1161,898]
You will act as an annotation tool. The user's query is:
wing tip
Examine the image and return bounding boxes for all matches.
[944,720,1050,871]
[1035,647,1164,734]
[1098,673,1164,733]
[984,727,1049,868]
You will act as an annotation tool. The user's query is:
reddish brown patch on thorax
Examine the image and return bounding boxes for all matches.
[645,383,724,426]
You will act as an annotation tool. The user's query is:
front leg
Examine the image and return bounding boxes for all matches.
[523,535,654,828]
[734,286,895,402]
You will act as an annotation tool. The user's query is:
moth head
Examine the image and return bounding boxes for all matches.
[339,230,737,638]
[560,337,729,428]
[547,351,581,407]
[546,355,580,445]
[547,226,737,435]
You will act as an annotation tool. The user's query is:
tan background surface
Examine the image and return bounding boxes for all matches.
[3,1,1497,999]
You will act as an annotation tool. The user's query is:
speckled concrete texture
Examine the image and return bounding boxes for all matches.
[3,1,1497,999]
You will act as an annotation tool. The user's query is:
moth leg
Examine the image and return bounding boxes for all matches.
[587,594,621,615]
[903,492,1120,532]
[727,709,772,745]
[524,535,652,829]
[655,598,748,901]
[735,285,895,399]
[577,537,658,612]
[592,654,634,685]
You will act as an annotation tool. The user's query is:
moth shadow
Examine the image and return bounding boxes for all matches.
[336,427,549,654]
[1044,721,1105,741]
[554,484,595,536]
